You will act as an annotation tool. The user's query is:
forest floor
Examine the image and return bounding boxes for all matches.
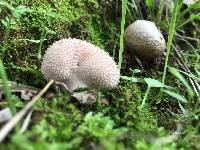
[0,0,200,150]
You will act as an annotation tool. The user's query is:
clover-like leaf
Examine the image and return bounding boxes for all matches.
[144,78,165,88]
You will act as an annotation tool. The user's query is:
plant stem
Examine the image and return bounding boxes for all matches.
[162,1,179,84]
[37,29,47,62]
[141,86,151,108]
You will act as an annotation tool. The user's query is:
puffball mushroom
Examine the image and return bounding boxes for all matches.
[124,20,166,60]
[41,38,120,92]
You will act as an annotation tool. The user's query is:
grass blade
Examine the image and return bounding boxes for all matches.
[118,0,127,71]
[0,59,16,115]
[162,1,179,83]
[141,86,151,108]
[162,89,187,103]
[169,67,194,98]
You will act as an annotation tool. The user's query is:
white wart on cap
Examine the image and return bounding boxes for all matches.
[41,38,120,92]
[124,20,166,60]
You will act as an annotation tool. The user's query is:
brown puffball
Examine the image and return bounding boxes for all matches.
[124,20,166,60]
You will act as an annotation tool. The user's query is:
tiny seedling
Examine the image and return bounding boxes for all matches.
[121,75,166,108]
[141,78,165,108]
[122,73,190,110]
[37,27,56,62]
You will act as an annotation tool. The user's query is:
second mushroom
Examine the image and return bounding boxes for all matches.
[124,20,166,60]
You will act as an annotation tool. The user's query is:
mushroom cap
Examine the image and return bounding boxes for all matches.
[41,38,120,91]
[124,20,166,60]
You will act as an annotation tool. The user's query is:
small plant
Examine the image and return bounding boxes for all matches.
[37,27,56,61]
[122,68,192,110]
[1,16,16,56]
[122,75,166,108]
[0,1,30,58]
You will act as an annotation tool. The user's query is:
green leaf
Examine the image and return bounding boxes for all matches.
[169,67,200,82]
[130,68,141,75]
[188,2,200,9]
[178,101,188,116]
[190,13,200,20]
[121,76,139,82]
[19,39,43,43]
[144,78,165,88]
[169,67,194,98]
[162,89,187,103]
[195,68,200,77]
[1,19,8,27]
[145,0,153,8]
[12,5,30,18]
[0,1,14,11]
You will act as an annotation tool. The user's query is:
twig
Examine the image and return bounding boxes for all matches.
[174,32,198,56]
[0,80,54,143]
[176,35,199,42]
[20,109,33,133]
[0,102,8,106]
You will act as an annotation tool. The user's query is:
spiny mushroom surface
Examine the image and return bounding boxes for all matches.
[124,20,166,60]
[41,38,120,92]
